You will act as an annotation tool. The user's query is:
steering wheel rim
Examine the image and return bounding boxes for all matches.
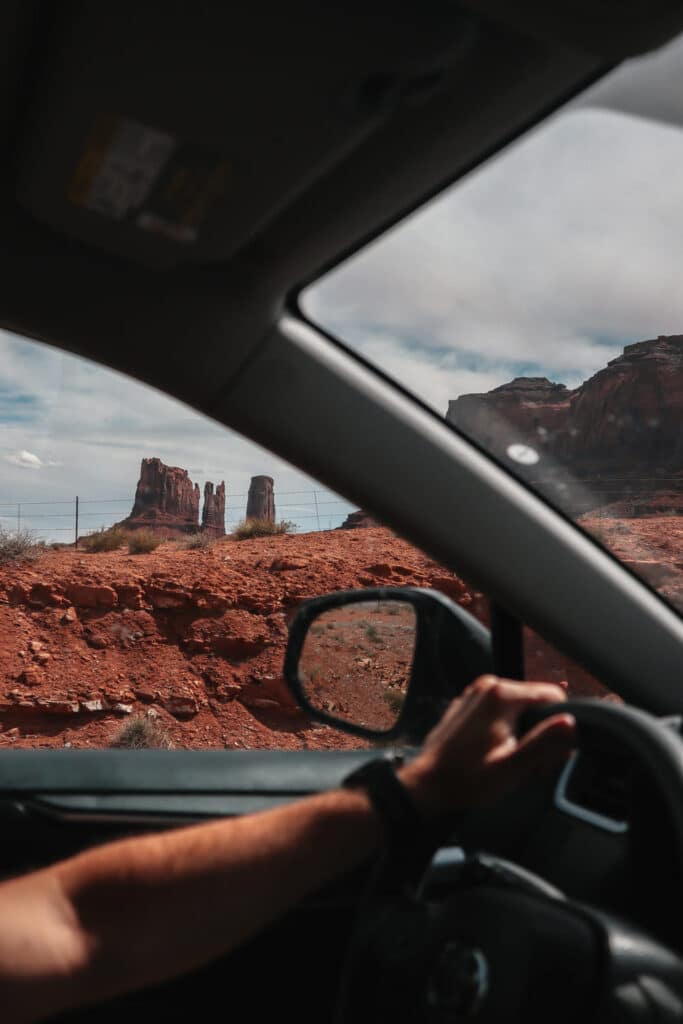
[337,698,683,1024]
[533,699,683,892]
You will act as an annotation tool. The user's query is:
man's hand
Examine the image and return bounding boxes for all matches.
[399,675,575,819]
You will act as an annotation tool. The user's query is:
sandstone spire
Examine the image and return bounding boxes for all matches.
[201,481,226,536]
[246,475,275,523]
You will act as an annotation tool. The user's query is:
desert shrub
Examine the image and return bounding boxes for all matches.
[110,715,174,750]
[364,622,382,644]
[383,689,405,715]
[127,529,161,554]
[81,526,127,552]
[0,528,45,565]
[231,518,295,540]
[183,531,215,550]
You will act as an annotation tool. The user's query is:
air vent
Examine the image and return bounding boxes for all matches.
[555,752,630,834]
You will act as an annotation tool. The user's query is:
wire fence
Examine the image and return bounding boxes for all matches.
[0,490,359,545]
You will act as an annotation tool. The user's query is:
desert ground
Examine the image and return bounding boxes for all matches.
[0,522,658,750]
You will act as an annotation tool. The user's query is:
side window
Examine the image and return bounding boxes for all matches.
[0,328,490,753]
[524,627,619,702]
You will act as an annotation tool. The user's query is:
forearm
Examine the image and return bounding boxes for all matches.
[1,787,381,1022]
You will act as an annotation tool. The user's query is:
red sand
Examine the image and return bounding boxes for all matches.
[0,524,644,750]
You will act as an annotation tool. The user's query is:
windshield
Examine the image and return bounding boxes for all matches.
[303,38,683,619]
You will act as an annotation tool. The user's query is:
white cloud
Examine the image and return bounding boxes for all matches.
[5,450,48,470]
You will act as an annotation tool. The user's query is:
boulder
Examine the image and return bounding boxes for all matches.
[163,696,198,718]
[115,584,145,610]
[65,584,118,609]
[35,698,80,715]
[145,583,193,610]
[27,583,67,608]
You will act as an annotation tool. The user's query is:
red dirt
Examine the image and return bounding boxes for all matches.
[0,526,630,750]
[581,516,683,614]
[300,601,417,731]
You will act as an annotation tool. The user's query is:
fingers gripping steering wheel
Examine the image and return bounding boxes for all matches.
[337,700,683,1024]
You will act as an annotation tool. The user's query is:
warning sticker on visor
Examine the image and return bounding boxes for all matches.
[68,114,230,244]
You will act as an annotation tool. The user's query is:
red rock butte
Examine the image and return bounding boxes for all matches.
[121,458,225,535]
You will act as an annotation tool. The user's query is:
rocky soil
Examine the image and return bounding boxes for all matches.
[581,515,683,613]
[0,525,632,751]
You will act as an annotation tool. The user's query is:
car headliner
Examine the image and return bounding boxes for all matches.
[2,2,683,713]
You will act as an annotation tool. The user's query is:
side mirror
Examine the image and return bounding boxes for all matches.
[284,587,492,741]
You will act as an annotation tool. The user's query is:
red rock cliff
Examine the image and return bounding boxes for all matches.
[447,336,683,476]
[447,377,575,457]
[570,336,683,469]
[446,336,683,512]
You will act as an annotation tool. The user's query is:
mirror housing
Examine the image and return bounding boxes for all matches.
[284,587,492,741]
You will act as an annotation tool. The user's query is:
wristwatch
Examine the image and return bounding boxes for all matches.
[342,755,425,848]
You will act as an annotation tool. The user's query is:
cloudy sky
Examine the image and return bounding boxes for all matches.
[0,331,352,539]
[305,38,683,415]
[4,37,683,540]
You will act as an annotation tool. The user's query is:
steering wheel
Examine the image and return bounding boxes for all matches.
[337,700,683,1024]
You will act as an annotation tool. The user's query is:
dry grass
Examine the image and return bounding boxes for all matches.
[232,518,295,540]
[382,690,405,716]
[127,529,161,554]
[81,526,127,552]
[109,715,174,750]
[0,528,45,565]
[183,531,215,550]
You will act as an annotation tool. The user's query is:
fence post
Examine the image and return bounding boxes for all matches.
[17,503,20,533]
[74,496,79,548]
[313,490,321,531]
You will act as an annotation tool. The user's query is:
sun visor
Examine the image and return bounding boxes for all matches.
[15,4,478,270]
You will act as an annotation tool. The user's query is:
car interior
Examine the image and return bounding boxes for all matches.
[4,3,683,1020]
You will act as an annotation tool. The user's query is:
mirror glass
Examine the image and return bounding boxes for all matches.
[298,600,417,731]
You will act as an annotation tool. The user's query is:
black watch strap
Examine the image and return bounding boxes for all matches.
[342,756,425,848]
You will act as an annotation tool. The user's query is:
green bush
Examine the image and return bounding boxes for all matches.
[81,526,127,552]
[0,528,45,565]
[127,528,161,554]
[231,518,295,540]
[110,715,174,750]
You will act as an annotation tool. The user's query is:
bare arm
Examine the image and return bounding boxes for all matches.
[0,677,573,1023]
